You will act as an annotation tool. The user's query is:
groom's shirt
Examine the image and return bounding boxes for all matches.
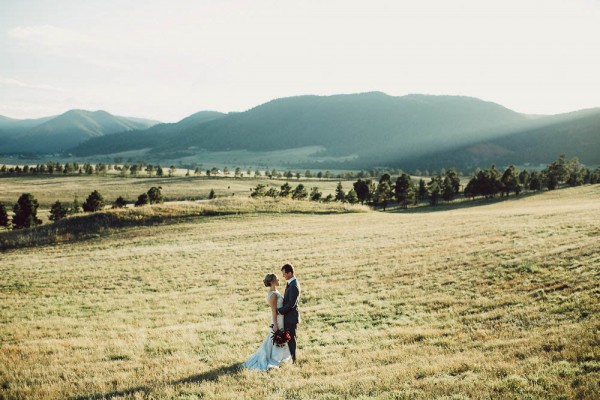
[287,277,297,286]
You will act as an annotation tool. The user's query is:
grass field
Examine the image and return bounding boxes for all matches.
[1,184,599,399]
[0,174,356,212]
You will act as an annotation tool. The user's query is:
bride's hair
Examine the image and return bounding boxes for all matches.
[263,273,277,287]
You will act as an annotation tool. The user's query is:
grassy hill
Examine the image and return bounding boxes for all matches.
[1,184,598,398]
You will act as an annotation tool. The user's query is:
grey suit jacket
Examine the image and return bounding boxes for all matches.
[278,279,300,327]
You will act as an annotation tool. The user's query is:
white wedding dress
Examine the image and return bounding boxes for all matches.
[242,290,292,370]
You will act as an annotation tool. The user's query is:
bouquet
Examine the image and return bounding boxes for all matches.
[271,329,291,347]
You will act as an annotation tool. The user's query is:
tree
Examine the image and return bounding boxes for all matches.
[208,189,216,199]
[527,171,542,191]
[251,184,267,197]
[234,167,241,177]
[518,170,530,188]
[346,189,358,204]
[135,193,149,207]
[309,187,322,201]
[156,165,164,177]
[353,179,373,205]
[82,190,105,212]
[427,177,441,206]
[223,166,229,176]
[265,187,279,197]
[500,165,521,196]
[169,166,177,177]
[147,186,163,204]
[374,178,393,209]
[0,202,9,229]
[292,184,308,200]
[69,197,82,215]
[49,201,68,222]
[395,174,414,208]
[305,170,313,178]
[279,182,292,198]
[445,168,461,194]
[113,196,128,209]
[544,155,569,190]
[145,164,155,177]
[417,178,428,202]
[12,193,42,229]
[335,182,346,202]
[442,176,455,202]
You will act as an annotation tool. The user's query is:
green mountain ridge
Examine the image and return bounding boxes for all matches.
[0,110,160,153]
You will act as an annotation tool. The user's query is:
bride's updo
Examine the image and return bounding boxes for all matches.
[263,273,277,287]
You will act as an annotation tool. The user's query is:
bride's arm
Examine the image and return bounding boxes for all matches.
[269,294,279,332]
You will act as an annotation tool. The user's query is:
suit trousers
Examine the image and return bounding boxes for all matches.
[287,324,297,362]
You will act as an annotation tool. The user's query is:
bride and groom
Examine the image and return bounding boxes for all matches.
[242,263,300,371]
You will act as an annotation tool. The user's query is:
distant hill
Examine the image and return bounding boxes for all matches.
[5,93,600,170]
[72,111,225,156]
[73,92,540,166]
[398,108,600,171]
[0,110,160,153]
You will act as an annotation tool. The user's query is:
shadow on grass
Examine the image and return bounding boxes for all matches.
[384,192,539,214]
[72,363,241,400]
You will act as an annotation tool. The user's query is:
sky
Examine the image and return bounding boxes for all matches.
[1,0,599,122]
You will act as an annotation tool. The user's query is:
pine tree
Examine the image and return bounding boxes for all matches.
[0,202,9,228]
[82,190,105,212]
[12,193,42,229]
[113,196,128,209]
[279,182,292,198]
[49,201,68,222]
[335,182,346,202]
[208,189,216,199]
[309,187,322,201]
[345,189,358,204]
[147,186,163,204]
[292,184,308,200]
[395,174,414,208]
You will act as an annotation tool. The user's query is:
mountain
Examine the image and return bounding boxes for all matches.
[0,110,160,153]
[72,111,226,156]
[0,115,55,130]
[400,108,600,170]
[73,92,539,166]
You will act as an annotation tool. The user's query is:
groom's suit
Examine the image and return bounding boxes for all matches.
[278,278,300,362]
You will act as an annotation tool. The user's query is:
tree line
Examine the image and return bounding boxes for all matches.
[250,155,600,210]
[0,186,173,230]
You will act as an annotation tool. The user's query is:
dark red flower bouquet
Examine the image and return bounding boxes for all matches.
[271,329,291,347]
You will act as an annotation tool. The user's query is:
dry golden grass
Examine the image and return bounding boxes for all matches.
[0,174,354,210]
[1,185,599,399]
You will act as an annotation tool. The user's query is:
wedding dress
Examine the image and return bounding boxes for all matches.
[242,290,292,370]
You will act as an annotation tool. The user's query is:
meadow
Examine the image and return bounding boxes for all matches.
[0,183,599,399]
[0,173,356,212]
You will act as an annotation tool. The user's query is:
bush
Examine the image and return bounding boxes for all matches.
[135,193,150,207]
[113,196,128,209]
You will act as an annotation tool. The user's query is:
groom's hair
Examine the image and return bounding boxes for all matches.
[281,264,294,275]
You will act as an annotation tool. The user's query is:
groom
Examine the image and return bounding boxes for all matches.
[278,263,301,363]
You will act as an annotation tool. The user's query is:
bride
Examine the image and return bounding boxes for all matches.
[242,273,292,370]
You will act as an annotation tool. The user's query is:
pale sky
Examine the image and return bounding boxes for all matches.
[1,0,599,122]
